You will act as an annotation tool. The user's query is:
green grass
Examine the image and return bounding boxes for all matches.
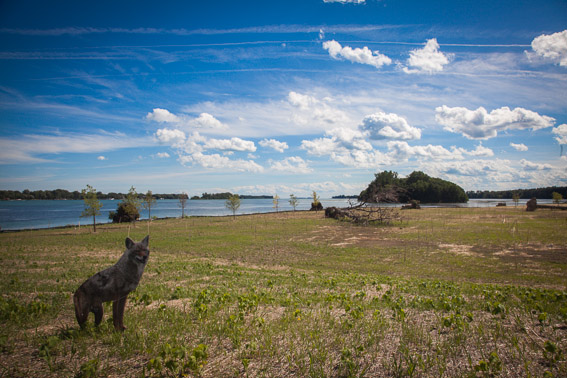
[0,208,566,377]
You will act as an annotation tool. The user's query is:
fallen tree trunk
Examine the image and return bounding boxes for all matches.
[325,203,402,226]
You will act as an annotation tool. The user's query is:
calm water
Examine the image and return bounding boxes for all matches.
[0,198,553,231]
[0,198,350,231]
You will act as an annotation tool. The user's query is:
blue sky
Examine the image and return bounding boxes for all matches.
[0,0,566,197]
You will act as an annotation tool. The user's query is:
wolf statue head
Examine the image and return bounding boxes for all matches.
[125,235,150,265]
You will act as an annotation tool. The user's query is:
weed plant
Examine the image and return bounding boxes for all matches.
[0,208,565,376]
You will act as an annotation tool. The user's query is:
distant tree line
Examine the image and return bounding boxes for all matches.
[359,171,468,203]
[1,189,278,201]
[1,189,196,201]
[191,192,232,200]
[1,189,84,200]
[466,186,567,200]
[191,192,273,200]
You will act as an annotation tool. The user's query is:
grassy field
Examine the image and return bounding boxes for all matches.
[0,206,566,377]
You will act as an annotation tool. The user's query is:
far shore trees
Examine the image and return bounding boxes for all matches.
[225,194,241,219]
[81,184,102,232]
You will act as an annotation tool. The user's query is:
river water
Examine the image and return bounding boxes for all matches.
[0,198,554,231]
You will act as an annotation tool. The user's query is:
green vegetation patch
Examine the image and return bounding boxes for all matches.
[0,208,565,377]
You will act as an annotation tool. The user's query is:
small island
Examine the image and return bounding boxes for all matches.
[359,170,468,203]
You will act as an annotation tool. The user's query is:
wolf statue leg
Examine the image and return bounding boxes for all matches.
[92,300,104,326]
[112,296,128,331]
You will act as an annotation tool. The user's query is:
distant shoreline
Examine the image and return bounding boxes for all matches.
[2,199,565,233]
[0,210,312,233]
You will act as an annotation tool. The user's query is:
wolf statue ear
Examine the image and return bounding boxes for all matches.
[141,235,149,247]
[125,237,135,249]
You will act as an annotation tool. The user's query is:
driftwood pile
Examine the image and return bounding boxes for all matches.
[310,202,323,211]
[526,197,537,212]
[401,200,421,210]
[325,203,402,226]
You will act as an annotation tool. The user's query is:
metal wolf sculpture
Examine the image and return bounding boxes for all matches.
[73,236,149,331]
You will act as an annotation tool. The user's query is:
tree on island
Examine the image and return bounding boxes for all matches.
[552,192,563,205]
[225,194,241,219]
[358,171,404,203]
[81,185,102,232]
[143,190,157,220]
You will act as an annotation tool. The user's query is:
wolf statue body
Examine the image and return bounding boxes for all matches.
[73,236,150,331]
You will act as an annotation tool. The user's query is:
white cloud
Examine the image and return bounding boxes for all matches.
[327,127,373,150]
[259,138,289,153]
[323,40,392,69]
[520,159,553,171]
[270,156,313,174]
[146,108,180,123]
[552,124,567,144]
[300,127,391,169]
[510,142,528,152]
[147,108,227,131]
[463,144,494,157]
[178,132,206,154]
[359,112,421,141]
[153,126,263,172]
[288,91,317,110]
[417,158,567,191]
[190,112,227,130]
[97,156,106,161]
[301,124,495,169]
[0,132,151,164]
[154,152,170,158]
[179,152,264,173]
[287,91,350,127]
[403,38,451,74]
[531,30,567,67]
[301,136,339,156]
[425,159,511,177]
[387,141,461,161]
[301,127,371,157]
[331,149,392,168]
[204,137,256,152]
[435,105,555,139]
[155,128,186,145]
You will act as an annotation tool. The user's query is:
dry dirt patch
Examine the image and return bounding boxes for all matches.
[295,224,409,249]
[438,244,475,256]
[482,244,567,265]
